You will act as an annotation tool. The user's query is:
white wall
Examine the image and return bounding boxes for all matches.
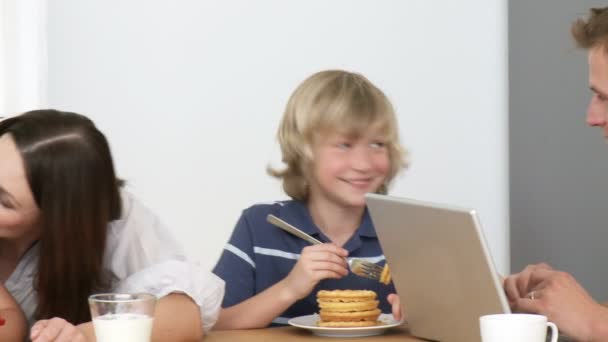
[0,0,47,114]
[46,0,509,274]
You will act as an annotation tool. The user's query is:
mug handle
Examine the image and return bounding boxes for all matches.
[547,322,559,342]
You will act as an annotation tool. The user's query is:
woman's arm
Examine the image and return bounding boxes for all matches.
[107,192,224,333]
[75,293,203,342]
[32,293,202,342]
[31,293,202,342]
[151,293,203,342]
[0,284,27,341]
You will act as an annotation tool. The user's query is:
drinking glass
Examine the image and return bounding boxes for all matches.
[89,293,156,342]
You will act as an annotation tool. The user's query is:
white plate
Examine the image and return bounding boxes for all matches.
[288,313,403,338]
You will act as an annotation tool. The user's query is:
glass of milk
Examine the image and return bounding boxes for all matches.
[89,293,156,342]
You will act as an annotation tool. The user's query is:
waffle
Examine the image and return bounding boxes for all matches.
[316,290,382,327]
[318,300,379,312]
[380,264,391,285]
[317,289,377,302]
[318,320,380,327]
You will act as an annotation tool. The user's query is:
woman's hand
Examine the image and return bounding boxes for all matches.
[31,317,88,342]
[282,243,349,300]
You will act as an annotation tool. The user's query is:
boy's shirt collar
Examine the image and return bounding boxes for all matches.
[357,209,377,238]
[278,200,377,242]
[276,200,319,235]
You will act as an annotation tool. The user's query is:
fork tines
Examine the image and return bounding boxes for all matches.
[349,259,384,280]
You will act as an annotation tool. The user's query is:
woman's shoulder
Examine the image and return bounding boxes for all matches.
[117,188,138,215]
[117,188,161,219]
[107,188,167,238]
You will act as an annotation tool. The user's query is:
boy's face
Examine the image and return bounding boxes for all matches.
[586,46,608,139]
[308,129,390,208]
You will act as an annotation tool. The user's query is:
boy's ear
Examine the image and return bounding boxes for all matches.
[375,183,388,195]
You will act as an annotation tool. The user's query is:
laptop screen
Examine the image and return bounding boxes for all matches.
[366,193,509,342]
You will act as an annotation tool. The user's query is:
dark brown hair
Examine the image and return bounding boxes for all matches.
[572,7,608,49]
[0,109,122,324]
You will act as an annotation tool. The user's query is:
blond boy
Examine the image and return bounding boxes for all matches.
[213,70,406,329]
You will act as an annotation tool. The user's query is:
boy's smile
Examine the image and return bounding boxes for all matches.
[340,177,375,189]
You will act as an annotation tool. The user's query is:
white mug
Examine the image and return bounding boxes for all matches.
[479,313,558,342]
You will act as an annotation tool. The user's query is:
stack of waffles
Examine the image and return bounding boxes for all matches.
[316,290,381,327]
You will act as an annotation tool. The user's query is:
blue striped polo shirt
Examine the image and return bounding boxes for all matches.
[212,200,397,326]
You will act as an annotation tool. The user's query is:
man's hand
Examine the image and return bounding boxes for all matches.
[503,263,553,304]
[509,267,608,341]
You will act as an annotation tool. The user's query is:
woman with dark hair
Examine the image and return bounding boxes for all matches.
[0,110,224,341]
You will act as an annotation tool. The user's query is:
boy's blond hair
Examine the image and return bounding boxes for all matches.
[572,7,608,50]
[269,70,407,200]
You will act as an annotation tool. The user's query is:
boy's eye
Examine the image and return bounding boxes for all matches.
[336,142,351,149]
[370,141,386,149]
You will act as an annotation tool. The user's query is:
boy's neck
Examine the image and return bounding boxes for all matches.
[307,195,364,247]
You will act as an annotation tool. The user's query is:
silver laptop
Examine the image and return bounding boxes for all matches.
[366,193,510,342]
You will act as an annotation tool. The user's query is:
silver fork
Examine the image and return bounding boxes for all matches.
[266,214,389,283]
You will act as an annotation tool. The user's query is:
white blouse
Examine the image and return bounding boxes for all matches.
[4,190,224,332]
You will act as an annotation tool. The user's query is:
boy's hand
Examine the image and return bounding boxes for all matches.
[387,293,405,322]
[31,318,88,342]
[283,243,349,300]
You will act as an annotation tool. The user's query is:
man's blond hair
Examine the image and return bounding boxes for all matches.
[269,70,407,200]
[572,7,608,49]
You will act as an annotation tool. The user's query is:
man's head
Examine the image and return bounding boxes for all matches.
[572,7,608,137]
